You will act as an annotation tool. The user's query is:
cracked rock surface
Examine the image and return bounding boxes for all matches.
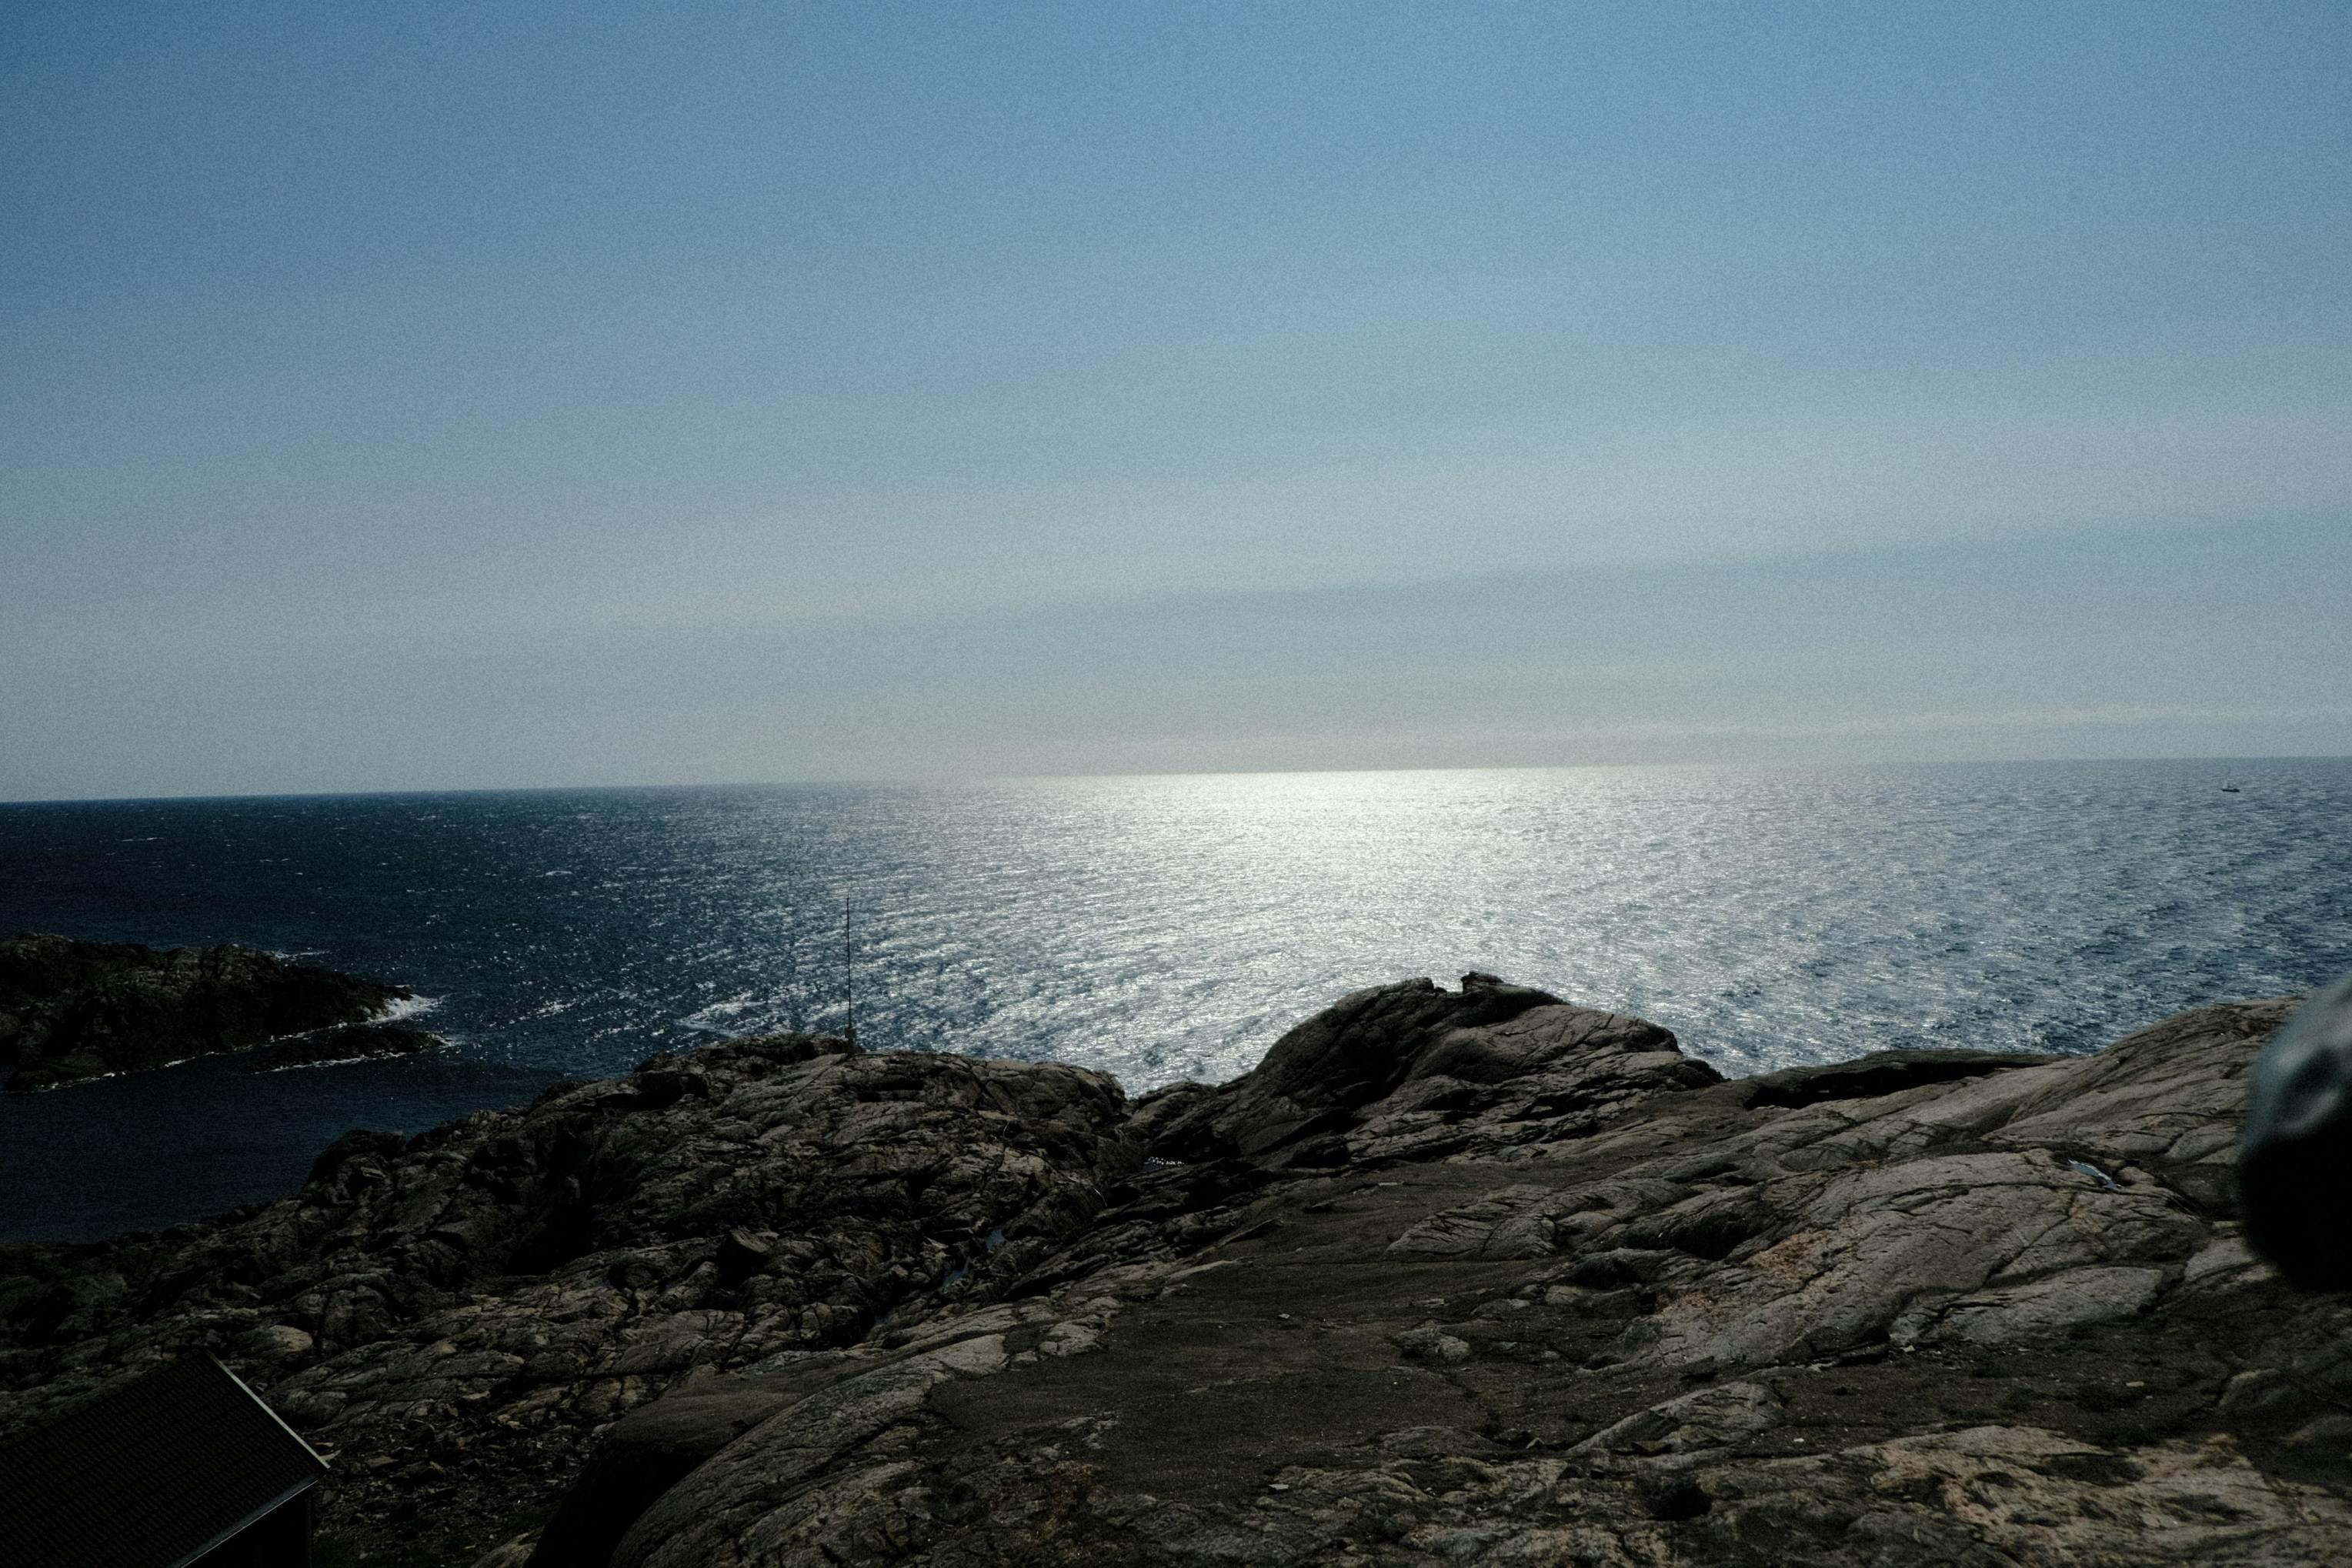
[4,975,2345,1566]
[0,1033,1135,1560]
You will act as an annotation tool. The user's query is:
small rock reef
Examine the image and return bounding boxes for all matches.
[1,974,2346,1566]
[0,932,440,1090]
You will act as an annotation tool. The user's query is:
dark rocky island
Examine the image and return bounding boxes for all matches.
[2,974,2346,1565]
[0,932,442,1091]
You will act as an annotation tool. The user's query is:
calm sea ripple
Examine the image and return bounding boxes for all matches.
[2,759,2347,1240]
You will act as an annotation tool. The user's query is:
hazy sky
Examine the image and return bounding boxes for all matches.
[5,2,2347,799]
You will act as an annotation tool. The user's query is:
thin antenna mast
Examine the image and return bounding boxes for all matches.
[842,890,856,1046]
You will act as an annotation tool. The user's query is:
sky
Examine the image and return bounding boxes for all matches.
[4,2,2347,799]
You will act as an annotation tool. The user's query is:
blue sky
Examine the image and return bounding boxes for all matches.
[4,2,2347,798]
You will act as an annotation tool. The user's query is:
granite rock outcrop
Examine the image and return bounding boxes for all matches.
[2,976,2345,1567]
[0,932,438,1089]
[0,1032,1136,1560]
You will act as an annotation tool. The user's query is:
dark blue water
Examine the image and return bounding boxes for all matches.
[4,759,2347,1242]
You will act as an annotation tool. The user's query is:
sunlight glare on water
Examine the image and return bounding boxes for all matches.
[2,759,2347,1239]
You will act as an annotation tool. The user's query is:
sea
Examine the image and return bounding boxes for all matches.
[3,759,2347,1243]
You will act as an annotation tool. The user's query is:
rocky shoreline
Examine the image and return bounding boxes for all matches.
[0,932,442,1090]
[2,973,2346,1566]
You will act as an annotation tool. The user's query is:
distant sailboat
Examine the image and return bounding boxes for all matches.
[2220,782,2242,793]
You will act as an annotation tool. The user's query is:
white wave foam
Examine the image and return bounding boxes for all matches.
[681,998,772,1034]
[258,1035,453,1074]
[378,993,443,1023]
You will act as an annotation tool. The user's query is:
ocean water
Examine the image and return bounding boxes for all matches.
[3,759,2347,1243]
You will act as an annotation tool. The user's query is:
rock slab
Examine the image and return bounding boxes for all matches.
[3,975,2346,1567]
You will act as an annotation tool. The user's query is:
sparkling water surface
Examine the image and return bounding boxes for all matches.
[3,759,2347,1241]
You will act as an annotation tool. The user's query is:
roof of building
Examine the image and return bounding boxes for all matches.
[0,1355,328,1568]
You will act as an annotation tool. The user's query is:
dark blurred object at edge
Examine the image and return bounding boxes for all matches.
[2240,973,2352,1289]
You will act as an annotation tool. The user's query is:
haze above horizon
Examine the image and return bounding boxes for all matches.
[6,2,2348,802]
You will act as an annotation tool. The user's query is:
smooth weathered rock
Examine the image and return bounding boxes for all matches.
[5,976,2347,1566]
[0,1030,1136,1563]
[529,1377,801,1568]
[1134,971,1721,1169]
[538,989,2347,1567]
[0,932,429,1089]
[1738,1047,2059,1110]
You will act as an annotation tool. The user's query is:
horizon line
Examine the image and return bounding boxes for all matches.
[4,752,2342,810]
